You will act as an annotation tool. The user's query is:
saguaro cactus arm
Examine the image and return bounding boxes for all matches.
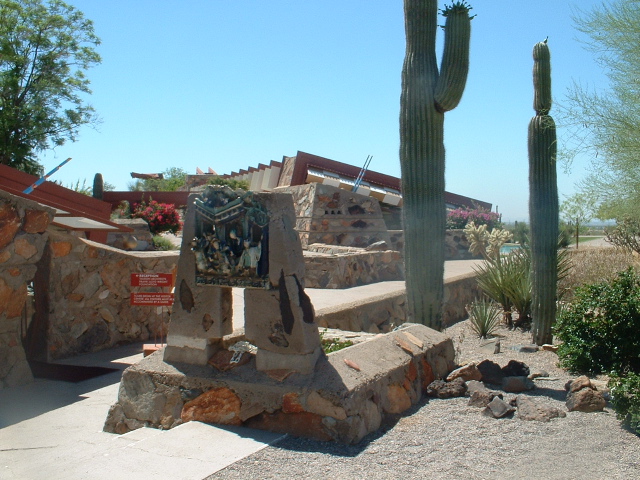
[435,2,473,112]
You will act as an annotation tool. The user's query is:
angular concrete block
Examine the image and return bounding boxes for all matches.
[255,346,322,374]
[244,277,320,355]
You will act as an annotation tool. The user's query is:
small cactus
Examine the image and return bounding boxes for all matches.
[399,0,473,329]
[93,173,104,200]
[528,39,558,345]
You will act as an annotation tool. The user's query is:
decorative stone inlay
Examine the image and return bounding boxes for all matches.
[181,387,242,425]
[51,241,72,258]
[22,209,50,233]
[0,203,21,250]
[14,236,38,259]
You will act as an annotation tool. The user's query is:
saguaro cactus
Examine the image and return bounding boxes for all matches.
[399,0,472,329]
[93,173,104,200]
[529,39,559,345]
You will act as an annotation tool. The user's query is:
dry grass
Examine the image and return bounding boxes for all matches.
[558,247,640,301]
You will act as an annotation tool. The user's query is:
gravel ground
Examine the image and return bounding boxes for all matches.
[208,321,640,480]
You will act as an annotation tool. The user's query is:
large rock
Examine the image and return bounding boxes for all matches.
[446,363,482,382]
[477,359,504,385]
[502,376,535,393]
[501,360,530,377]
[482,396,515,419]
[426,377,467,399]
[515,395,566,422]
[565,376,606,412]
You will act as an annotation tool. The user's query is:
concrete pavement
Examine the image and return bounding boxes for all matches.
[0,259,480,480]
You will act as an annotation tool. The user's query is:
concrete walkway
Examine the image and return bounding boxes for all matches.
[0,259,480,480]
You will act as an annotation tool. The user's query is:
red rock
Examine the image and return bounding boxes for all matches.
[245,411,332,442]
[51,241,72,258]
[0,203,21,249]
[14,236,37,259]
[181,387,242,426]
[344,358,361,371]
[282,392,305,413]
[406,360,418,382]
[8,268,20,277]
[207,350,251,371]
[22,209,50,233]
[384,384,412,414]
[86,246,99,258]
[0,250,10,263]
[447,363,483,382]
[67,293,84,302]
[421,358,435,391]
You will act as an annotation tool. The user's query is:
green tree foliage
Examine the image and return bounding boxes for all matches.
[128,167,187,192]
[0,0,100,175]
[560,193,595,249]
[560,0,640,221]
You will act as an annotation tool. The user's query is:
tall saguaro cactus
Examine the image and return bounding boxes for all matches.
[399,0,472,329]
[529,39,559,345]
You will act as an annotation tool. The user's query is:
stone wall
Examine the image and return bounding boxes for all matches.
[0,191,53,388]
[315,271,481,333]
[387,229,479,261]
[279,183,391,249]
[304,244,403,289]
[45,231,178,360]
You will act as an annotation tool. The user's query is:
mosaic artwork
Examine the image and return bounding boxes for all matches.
[192,186,270,288]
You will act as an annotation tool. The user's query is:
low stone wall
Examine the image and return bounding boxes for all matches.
[0,191,53,388]
[387,229,480,261]
[45,231,179,360]
[315,271,481,333]
[304,244,404,289]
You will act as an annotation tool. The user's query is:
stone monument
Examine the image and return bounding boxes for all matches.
[163,186,321,374]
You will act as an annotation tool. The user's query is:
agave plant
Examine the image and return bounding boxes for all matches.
[466,299,502,338]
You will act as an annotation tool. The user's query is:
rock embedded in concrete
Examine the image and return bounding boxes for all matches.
[105,324,455,444]
[181,387,243,426]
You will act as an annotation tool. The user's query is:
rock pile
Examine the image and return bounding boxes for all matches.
[426,359,608,421]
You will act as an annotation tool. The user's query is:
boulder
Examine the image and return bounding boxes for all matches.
[478,337,500,354]
[502,376,535,393]
[482,397,515,418]
[565,376,607,413]
[477,359,504,385]
[468,381,503,408]
[515,395,566,422]
[501,360,530,377]
[446,363,482,382]
[426,377,467,399]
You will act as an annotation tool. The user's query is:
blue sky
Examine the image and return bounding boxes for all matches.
[41,0,609,222]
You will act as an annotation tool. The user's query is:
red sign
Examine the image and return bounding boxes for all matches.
[131,273,174,287]
[130,293,174,306]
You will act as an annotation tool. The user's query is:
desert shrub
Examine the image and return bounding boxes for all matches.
[609,372,640,435]
[554,268,640,375]
[557,248,640,302]
[508,221,529,246]
[447,206,501,230]
[111,200,131,219]
[606,218,640,254]
[207,177,249,190]
[466,299,501,338]
[132,200,182,235]
[152,235,178,251]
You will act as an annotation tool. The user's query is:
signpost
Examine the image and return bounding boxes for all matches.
[130,272,175,355]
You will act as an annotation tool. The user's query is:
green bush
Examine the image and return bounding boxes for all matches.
[554,268,640,375]
[152,235,178,251]
[609,372,640,435]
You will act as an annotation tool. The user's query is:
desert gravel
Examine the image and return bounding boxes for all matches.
[208,321,640,480]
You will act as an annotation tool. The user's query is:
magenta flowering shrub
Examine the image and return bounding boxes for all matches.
[132,200,182,234]
[446,206,501,230]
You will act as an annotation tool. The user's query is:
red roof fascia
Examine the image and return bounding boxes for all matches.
[0,164,131,232]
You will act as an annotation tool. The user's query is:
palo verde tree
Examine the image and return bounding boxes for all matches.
[560,0,640,222]
[560,192,595,249]
[529,39,558,346]
[0,0,100,175]
[399,0,472,329]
